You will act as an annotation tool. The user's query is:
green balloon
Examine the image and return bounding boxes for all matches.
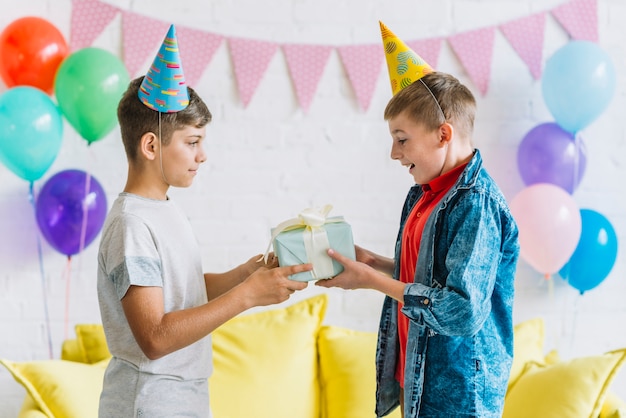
[54,47,130,144]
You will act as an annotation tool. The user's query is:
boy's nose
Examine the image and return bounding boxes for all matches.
[390,143,401,160]
[198,144,207,163]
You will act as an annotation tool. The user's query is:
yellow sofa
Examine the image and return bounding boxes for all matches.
[2,294,625,418]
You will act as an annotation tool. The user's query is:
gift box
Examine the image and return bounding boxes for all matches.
[266,205,356,282]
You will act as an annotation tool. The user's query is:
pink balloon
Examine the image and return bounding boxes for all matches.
[510,184,581,276]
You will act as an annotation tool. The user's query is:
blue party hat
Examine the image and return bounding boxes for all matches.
[138,24,189,113]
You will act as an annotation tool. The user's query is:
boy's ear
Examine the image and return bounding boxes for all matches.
[139,132,159,161]
[439,122,453,145]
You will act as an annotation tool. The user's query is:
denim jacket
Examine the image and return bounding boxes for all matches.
[375,150,519,418]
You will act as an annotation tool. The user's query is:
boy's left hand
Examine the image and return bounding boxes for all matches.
[243,253,279,277]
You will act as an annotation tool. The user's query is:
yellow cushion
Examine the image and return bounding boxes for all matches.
[209,294,327,418]
[318,326,401,418]
[503,349,626,418]
[600,391,626,418]
[60,338,83,363]
[75,324,111,364]
[18,393,48,418]
[1,358,109,418]
[509,318,545,387]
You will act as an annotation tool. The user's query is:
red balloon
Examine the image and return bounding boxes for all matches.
[0,17,69,94]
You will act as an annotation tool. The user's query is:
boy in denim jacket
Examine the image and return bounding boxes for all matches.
[317,23,519,417]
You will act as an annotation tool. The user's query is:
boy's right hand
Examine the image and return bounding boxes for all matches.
[355,245,377,266]
[242,263,312,307]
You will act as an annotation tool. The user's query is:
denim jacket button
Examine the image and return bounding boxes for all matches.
[423,298,429,305]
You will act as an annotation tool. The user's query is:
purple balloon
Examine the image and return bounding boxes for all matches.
[517,122,587,194]
[36,169,107,256]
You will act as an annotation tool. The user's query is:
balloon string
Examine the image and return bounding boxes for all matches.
[573,132,581,193]
[546,273,560,352]
[568,291,581,357]
[29,182,54,359]
[64,256,72,340]
[79,171,92,257]
[87,142,98,164]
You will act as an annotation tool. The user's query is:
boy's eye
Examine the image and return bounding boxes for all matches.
[398,139,407,145]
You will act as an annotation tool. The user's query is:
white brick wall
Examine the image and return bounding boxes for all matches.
[1,0,625,415]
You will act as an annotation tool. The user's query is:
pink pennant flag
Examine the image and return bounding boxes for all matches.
[500,12,546,80]
[406,38,443,70]
[282,44,333,112]
[121,11,169,77]
[70,0,120,51]
[337,44,384,111]
[228,37,278,107]
[551,0,598,42]
[177,26,223,87]
[448,27,496,96]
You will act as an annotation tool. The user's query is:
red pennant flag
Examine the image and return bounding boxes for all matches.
[121,11,169,77]
[448,27,496,96]
[282,44,333,112]
[500,12,546,80]
[337,44,383,111]
[70,0,120,51]
[177,26,223,87]
[228,37,278,107]
[406,38,443,70]
[551,0,598,42]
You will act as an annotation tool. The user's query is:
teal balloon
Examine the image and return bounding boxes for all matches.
[0,86,63,182]
[54,47,129,144]
[542,41,616,134]
[559,209,618,294]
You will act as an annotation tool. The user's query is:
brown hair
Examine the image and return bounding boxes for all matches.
[384,72,476,139]
[117,76,212,162]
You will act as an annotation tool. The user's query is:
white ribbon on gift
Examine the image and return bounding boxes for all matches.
[263,205,344,280]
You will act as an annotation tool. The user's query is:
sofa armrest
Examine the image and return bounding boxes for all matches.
[18,393,47,418]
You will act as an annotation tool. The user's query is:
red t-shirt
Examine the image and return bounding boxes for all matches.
[396,163,467,387]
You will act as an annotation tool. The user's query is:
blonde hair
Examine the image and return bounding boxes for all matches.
[384,72,476,139]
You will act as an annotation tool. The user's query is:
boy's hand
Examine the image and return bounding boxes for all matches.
[355,245,377,266]
[242,263,311,307]
[241,252,279,278]
[316,248,373,290]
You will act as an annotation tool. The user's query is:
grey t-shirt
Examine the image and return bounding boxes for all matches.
[97,193,212,417]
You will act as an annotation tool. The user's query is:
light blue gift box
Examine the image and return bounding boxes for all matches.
[273,219,356,282]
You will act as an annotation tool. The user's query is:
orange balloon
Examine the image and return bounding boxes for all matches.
[0,17,69,95]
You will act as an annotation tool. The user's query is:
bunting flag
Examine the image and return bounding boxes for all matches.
[65,0,598,110]
[177,26,223,87]
[406,38,443,71]
[500,12,546,80]
[448,27,496,96]
[121,11,169,76]
[282,44,333,112]
[551,0,598,42]
[228,37,278,107]
[337,44,384,111]
[69,0,119,51]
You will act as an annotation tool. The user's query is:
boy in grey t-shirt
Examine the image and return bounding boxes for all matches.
[97,25,311,418]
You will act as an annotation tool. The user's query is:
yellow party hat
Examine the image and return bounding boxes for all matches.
[380,21,433,95]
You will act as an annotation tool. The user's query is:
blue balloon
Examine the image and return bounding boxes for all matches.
[0,86,63,182]
[559,209,618,294]
[542,41,616,134]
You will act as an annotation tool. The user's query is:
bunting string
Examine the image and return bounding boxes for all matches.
[69,0,597,109]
